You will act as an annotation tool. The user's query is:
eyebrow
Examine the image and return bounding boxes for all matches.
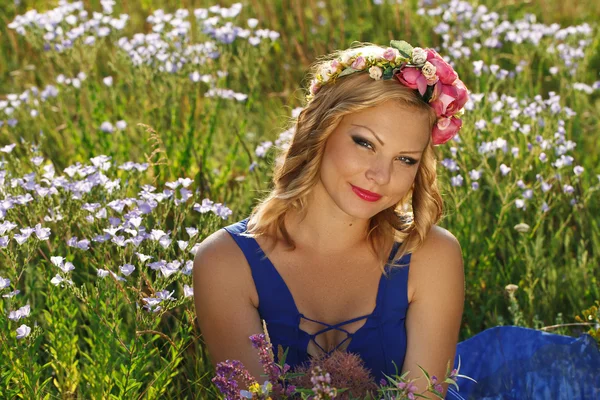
[351,124,424,154]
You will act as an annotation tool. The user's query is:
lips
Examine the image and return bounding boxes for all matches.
[350,184,382,202]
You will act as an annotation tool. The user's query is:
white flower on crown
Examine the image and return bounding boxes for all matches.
[412,47,427,65]
[421,61,437,80]
[319,64,336,83]
[340,52,352,66]
[369,66,383,80]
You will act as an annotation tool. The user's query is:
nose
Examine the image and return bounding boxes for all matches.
[365,156,392,186]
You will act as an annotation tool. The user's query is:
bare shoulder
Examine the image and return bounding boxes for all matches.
[192,227,265,379]
[409,225,464,300]
[193,228,241,270]
[192,228,258,308]
[412,224,462,264]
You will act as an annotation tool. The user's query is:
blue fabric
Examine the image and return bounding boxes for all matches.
[446,325,600,400]
[223,218,411,382]
[224,218,600,399]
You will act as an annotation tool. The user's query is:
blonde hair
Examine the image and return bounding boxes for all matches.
[244,43,443,275]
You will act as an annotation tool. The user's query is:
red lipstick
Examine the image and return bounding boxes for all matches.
[350,184,382,202]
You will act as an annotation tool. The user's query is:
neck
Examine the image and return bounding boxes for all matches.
[282,183,372,255]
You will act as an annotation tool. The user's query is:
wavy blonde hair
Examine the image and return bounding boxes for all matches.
[243,43,443,275]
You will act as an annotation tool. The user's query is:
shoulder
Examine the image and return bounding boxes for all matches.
[193,228,240,266]
[412,225,462,263]
[192,228,259,307]
[409,225,464,301]
[191,228,267,379]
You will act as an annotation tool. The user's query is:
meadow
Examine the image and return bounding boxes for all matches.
[0,0,599,398]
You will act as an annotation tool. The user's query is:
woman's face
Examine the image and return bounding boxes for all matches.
[318,100,431,220]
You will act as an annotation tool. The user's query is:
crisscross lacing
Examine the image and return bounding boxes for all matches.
[300,312,373,356]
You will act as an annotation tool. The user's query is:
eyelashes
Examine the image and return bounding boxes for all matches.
[351,136,418,166]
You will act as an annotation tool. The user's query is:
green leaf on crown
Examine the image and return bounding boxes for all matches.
[390,40,413,59]
[382,66,395,80]
[422,85,435,103]
[338,67,360,78]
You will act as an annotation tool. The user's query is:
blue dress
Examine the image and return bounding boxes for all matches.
[449,325,600,399]
[223,218,600,399]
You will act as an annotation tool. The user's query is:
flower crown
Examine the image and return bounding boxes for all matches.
[306,40,469,145]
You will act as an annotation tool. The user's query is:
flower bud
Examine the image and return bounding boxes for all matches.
[368,66,383,80]
[421,61,438,83]
[505,284,519,294]
[412,47,427,64]
[514,223,530,233]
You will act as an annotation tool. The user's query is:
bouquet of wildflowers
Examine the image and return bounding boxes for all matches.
[212,321,474,399]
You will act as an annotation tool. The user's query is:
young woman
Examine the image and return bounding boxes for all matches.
[193,41,600,399]
[194,41,466,398]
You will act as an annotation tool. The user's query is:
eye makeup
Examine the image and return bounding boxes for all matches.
[351,135,419,166]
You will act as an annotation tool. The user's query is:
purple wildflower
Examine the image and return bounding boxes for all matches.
[430,375,444,394]
[397,380,419,400]
[500,164,511,176]
[284,384,296,396]
[540,181,552,192]
[310,366,337,398]
[469,169,481,180]
[451,175,464,187]
[249,333,285,396]
[212,360,257,400]
[449,368,459,380]
[563,184,574,194]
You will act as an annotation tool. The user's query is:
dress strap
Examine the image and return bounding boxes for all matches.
[222,218,299,317]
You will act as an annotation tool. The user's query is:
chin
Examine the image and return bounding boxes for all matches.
[342,200,386,220]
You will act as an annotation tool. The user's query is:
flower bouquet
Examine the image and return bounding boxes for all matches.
[212,321,474,399]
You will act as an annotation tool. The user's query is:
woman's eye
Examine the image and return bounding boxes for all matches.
[397,157,417,165]
[353,137,373,149]
[353,136,417,166]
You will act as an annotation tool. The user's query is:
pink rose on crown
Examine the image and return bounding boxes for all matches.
[309,80,319,95]
[351,56,367,70]
[426,48,458,85]
[432,116,462,145]
[429,78,469,118]
[394,68,428,96]
[383,47,399,61]
[330,59,341,72]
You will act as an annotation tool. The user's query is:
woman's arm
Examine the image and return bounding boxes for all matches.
[401,225,465,399]
[192,229,267,386]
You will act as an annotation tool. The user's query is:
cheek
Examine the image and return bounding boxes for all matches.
[389,169,419,201]
[322,140,362,175]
